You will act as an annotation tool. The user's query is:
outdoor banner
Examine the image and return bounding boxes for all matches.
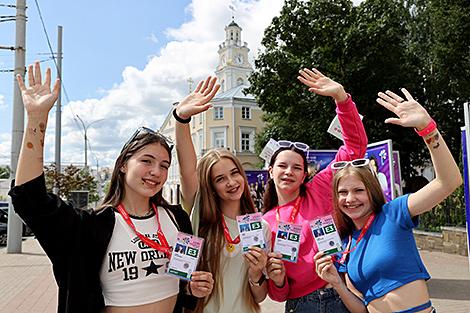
[365,140,395,202]
[393,151,403,197]
[256,139,399,202]
[461,127,470,267]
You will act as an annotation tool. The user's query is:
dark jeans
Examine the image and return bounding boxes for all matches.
[285,288,350,313]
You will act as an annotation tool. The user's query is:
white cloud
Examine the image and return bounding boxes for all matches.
[146,32,159,44]
[0,95,6,111]
[0,0,285,168]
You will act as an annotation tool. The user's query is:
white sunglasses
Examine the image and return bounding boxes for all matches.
[330,158,370,171]
[277,140,309,152]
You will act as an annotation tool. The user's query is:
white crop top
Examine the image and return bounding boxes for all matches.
[99,208,179,307]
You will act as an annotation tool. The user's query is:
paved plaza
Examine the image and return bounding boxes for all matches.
[0,238,469,313]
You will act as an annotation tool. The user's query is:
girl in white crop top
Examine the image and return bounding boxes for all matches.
[12,62,215,313]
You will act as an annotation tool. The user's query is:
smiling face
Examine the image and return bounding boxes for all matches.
[269,149,307,199]
[121,142,170,202]
[211,157,245,205]
[336,174,373,229]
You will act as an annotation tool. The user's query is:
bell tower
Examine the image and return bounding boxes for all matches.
[215,19,252,92]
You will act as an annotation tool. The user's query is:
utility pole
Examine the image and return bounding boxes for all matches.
[75,116,104,172]
[54,26,63,194]
[7,0,26,253]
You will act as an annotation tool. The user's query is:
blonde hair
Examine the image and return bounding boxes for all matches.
[194,148,260,313]
[332,166,386,236]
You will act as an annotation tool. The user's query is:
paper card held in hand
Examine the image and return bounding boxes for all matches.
[167,232,203,281]
[310,215,343,255]
[273,222,302,263]
[236,212,266,252]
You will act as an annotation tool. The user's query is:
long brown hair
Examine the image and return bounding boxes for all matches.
[263,147,309,213]
[194,148,260,313]
[332,166,386,237]
[98,130,173,211]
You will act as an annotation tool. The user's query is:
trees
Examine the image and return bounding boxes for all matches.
[0,166,10,179]
[249,0,469,181]
[44,164,99,205]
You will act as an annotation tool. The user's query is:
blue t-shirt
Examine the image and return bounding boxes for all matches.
[337,194,430,305]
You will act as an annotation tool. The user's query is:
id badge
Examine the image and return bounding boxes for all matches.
[273,221,302,263]
[237,212,266,252]
[310,215,343,255]
[167,232,204,280]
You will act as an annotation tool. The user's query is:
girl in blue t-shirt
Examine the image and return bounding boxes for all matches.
[314,88,462,313]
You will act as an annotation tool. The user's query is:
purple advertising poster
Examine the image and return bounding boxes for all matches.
[365,140,394,202]
[461,128,470,262]
[307,150,336,174]
[393,151,403,196]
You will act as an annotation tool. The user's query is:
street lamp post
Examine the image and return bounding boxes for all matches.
[75,115,104,171]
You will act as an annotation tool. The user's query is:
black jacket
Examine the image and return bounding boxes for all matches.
[9,174,196,313]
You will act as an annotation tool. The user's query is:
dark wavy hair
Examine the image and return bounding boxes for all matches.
[262,147,309,213]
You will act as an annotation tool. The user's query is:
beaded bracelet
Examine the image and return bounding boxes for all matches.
[415,119,437,137]
[173,108,191,124]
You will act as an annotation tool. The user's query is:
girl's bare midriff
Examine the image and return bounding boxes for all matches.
[367,280,432,313]
[103,294,177,313]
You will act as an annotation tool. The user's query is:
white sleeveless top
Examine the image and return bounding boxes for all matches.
[99,208,179,307]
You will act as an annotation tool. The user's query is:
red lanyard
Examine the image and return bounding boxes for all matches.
[275,196,302,225]
[116,203,172,258]
[335,213,376,264]
[221,216,240,244]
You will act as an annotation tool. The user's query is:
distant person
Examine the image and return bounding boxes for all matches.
[9,62,214,313]
[315,88,462,313]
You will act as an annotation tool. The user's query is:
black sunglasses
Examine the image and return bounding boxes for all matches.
[121,126,174,153]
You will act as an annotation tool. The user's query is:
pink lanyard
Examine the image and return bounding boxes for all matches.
[334,213,376,264]
[116,203,172,258]
[275,196,302,225]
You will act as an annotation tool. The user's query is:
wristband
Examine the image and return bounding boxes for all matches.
[249,274,266,286]
[415,119,437,137]
[173,108,191,124]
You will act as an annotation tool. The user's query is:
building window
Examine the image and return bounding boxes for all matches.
[242,106,251,119]
[240,127,255,152]
[214,107,224,120]
[199,112,203,124]
[212,131,226,148]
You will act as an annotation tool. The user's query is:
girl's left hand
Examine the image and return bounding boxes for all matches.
[244,246,268,282]
[314,252,342,287]
[376,88,432,130]
[189,271,214,298]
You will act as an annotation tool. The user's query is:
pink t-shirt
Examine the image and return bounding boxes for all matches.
[262,95,368,301]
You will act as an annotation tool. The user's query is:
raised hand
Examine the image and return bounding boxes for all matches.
[176,76,220,120]
[266,252,286,288]
[17,62,60,116]
[314,252,342,287]
[244,246,268,283]
[376,89,432,130]
[297,68,347,102]
[189,271,214,298]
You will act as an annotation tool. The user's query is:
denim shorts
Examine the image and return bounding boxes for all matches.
[285,287,350,313]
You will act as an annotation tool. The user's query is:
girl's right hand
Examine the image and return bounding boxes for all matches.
[266,252,286,288]
[17,62,60,116]
[314,251,342,287]
[175,76,220,120]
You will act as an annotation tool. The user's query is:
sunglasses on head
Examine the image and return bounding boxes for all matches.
[121,126,174,153]
[277,140,310,152]
[330,158,370,171]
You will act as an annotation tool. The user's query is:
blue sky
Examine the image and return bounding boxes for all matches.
[0,0,362,168]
